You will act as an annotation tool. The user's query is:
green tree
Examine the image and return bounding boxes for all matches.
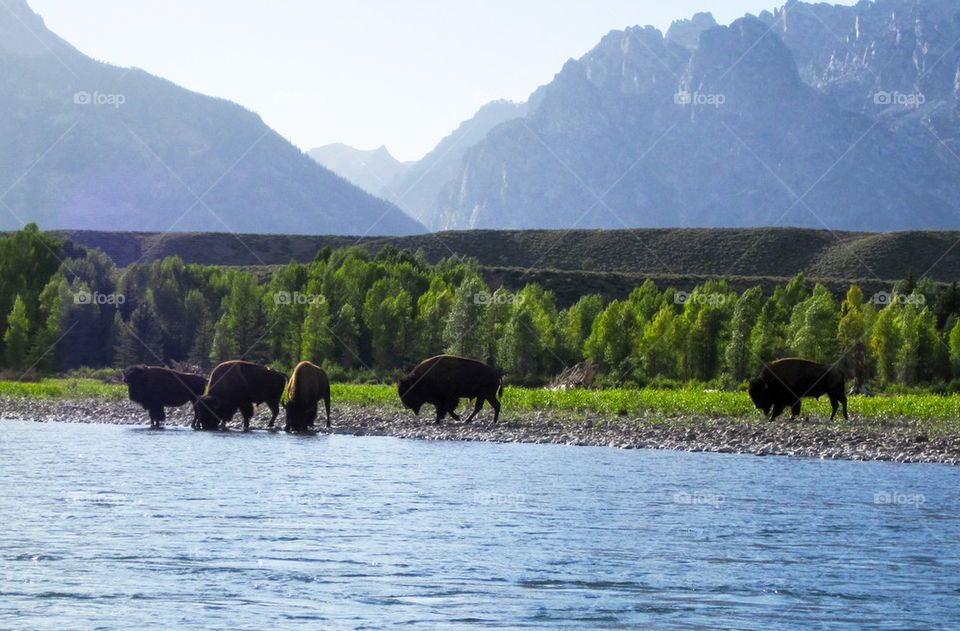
[837,285,872,390]
[788,284,838,363]
[557,294,604,365]
[209,272,269,364]
[3,295,31,371]
[330,303,361,368]
[724,286,763,381]
[949,318,960,379]
[414,278,453,358]
[362,277,414,369]
[638,304,680,379]
[871,304,901,386]
[300,295,334,365]
[114,301,164,367]
[442,275,490,359]
[749,294,789,373]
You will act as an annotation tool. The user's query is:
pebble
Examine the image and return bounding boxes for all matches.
[2,396,959,465]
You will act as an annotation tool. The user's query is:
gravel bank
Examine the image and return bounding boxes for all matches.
[2,396,957,465]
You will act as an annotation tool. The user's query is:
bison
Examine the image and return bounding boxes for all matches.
[398,355,503,423]
[123,365,207,428]
[284,361,331,432]
[748,358,848,422]
[194,360,287,431]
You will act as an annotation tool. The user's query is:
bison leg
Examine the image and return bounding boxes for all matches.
[464,397,485,423]
[240,402,255,431]
[267,401,280,428]
[769,403,786,422]
[324,395,331,428]
[149,406,165,428]
[489,396,501,423]
[435,405,446,424]
[790,401,801,420]
[830,393,849,421]
[447,400,461,422]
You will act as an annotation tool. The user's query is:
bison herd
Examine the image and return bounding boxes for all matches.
[123,355,849,432]
[123,354,504,432]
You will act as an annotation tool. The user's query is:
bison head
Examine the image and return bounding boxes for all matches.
[748,378,772,415]
[123,365,150,402]
[193,395,224,430]
[397,375,423,416]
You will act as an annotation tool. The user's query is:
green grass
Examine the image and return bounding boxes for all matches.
[0,378,127,400]
[5,379,960,434]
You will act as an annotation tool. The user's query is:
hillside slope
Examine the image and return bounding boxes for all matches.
[0,1,423,235]
[54,227,960,284]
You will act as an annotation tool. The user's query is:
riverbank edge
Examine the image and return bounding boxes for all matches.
[3,395,959,465]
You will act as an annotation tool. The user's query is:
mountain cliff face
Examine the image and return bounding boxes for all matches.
[435,1,960,231]
[307,144,408,200]
[310,100,526,229]
[0,1,424,235]
[762,0,960,148]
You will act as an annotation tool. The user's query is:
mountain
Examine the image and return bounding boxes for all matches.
[665,12,718,49]
[307,144,408,199]
[390,100,527,229]
[761,0,960,148]
[311,100,526,229]
[0,1,424,235]
[434,1,960,231]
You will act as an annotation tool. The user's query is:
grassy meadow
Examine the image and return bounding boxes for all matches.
[3,379,959,435]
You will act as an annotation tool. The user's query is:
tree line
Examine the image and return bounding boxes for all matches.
[2,224,960,391]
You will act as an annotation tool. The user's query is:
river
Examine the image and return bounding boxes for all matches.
[2,420,959,628]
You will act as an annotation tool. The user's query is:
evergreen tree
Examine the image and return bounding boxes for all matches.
[209,272,269,364]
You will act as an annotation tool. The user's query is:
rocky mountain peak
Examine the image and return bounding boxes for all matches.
[666,12,718,49]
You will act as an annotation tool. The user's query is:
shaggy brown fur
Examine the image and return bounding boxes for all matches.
[194,360,287,431]
[284,361,331,432]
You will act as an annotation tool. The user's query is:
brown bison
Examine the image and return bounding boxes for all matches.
[398,355,503,423]
[748,358,848,421]
[194,360,287,431]
[123,365,207,428]
[284,361,331,432]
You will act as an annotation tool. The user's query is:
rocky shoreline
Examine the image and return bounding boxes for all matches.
[2,396,958,465]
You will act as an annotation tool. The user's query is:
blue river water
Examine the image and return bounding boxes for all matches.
[2,419,960,629]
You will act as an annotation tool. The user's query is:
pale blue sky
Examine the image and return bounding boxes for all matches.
[30,0,857,161]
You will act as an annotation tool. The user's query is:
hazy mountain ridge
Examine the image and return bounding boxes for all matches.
[0,0,424,235]
[411,0,960,231]
[437,10,960,230]
[310,99,526,229]
[307,144,409,200]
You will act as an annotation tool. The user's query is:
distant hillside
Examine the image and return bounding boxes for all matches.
[306,144,409,200]
[0,1,423,235]
[55,227,960,285]
[310,100,526,229]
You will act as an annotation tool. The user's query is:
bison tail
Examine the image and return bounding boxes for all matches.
[498,374,504,398]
